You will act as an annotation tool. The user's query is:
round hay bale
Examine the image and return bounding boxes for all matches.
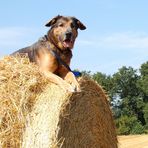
[0,56,117,148]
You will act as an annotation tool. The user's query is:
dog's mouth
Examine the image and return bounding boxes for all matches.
[63,39,74,49]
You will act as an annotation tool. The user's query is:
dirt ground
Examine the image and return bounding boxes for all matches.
[118,135,148,148]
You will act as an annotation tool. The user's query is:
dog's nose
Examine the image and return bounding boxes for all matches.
[65,32,72,39]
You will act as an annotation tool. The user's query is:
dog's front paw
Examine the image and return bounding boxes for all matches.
[71,83,81,92]
[62,81,76,92]
[67,86,77,92]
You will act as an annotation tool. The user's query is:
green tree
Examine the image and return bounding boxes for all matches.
[111,66,146,133]
[116,115,144,135]
[92,72,113,93]
[143,103,148,130]
[112,66,140,98]
[138,61,148,102]
[82,62,148,134]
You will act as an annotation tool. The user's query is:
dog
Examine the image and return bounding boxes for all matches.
[12,15,86,92]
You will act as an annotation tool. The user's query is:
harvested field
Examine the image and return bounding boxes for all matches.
[0,56,117,148]
[118,135,148,148]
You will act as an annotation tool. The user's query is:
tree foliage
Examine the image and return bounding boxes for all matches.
[82,61,148,134]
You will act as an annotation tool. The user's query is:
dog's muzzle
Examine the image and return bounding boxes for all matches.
[62,31,74,49]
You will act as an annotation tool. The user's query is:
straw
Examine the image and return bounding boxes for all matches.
[0,56,117,148]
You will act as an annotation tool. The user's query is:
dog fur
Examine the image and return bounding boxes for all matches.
[12,15,86,92]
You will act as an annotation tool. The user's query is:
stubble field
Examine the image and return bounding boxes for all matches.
[118,135,148,148]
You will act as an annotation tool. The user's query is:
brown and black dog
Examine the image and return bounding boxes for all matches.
[12,15,86,92]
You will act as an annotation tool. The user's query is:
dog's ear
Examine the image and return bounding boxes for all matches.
[45,15,62,27]
[73,18,86,30]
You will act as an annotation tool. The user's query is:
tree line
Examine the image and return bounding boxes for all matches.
[81,61,148,135]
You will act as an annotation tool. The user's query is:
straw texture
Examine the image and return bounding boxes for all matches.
[0,56,117,148]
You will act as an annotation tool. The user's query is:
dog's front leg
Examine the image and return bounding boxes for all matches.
[36,54,75,92]
[64,71,81,92]
[42,70,76,92]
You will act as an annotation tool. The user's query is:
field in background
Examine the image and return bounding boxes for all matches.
[118,135,148,148]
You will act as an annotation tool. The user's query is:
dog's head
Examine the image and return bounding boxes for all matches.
[45,15,86,50]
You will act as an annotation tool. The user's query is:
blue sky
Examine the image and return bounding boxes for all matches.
[0,0,148,75]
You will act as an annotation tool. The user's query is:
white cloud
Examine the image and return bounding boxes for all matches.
[100,32,148,49]
[0,27,25,46]
[75,31,148,74]
[0,27,44,56]
[78,31,148,50]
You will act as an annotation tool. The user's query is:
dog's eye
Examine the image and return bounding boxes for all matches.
[58,23,64,27]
